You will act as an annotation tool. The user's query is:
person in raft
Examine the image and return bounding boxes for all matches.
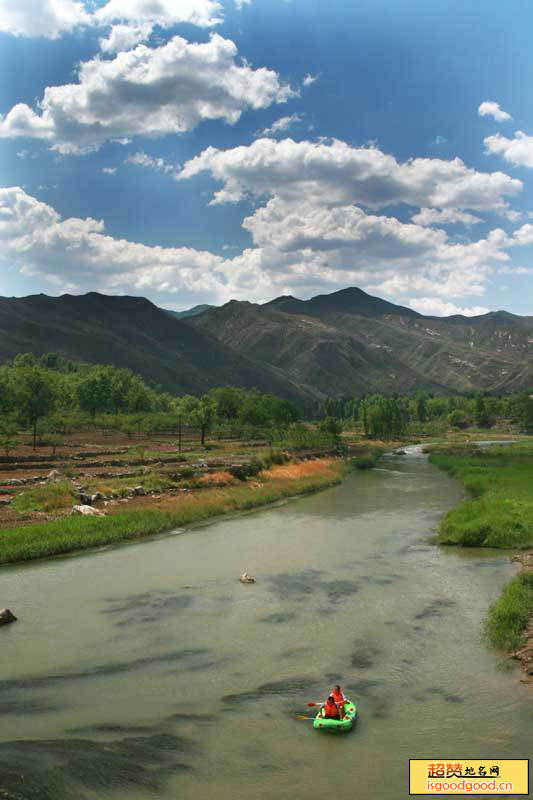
[322,695,341,719]
[332,684,346,715]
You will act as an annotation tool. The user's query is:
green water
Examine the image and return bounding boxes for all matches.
[0,447,531,799]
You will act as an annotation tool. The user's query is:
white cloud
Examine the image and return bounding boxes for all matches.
[235,0,252,8]
[0,0,90,38]
[478,101,512,122]
[510,223,533,246]
[178,137,522,212]
[126,152,176,174]
[102,167,117,174]
[485,130,533,169]
[408,297,489,316]
[411,208,482,227]
[16,149,39,160]
[499,265,533,275]
[303,73,319,87]
[94,0,223,29]
[432,135,448,145]
[1,186,515,308]
[0,35,296,154]
[256,114,304,137]
[99,23,152,53]
[0,186,229,301]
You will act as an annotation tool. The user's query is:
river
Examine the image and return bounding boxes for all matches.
[1,447,531,799]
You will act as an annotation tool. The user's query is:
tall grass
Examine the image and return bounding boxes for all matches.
[0,460,342,565]
[12,481,76,514]
[431,446,533,548]
[485,572,533,651]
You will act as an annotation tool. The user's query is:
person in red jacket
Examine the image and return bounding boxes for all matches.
[322,695,340,719]
[331,684,346,715]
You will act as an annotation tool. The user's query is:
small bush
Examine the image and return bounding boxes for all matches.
[350,454,377,470]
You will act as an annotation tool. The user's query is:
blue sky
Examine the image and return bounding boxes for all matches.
[1,0,532,315]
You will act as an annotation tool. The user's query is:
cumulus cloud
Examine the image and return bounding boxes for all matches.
[510,223,533,246]
[0,36,296,154]
[0,0,90,38]
[178,137,522,212]
[408,297,490,316]
[0,186,229,301]
[94,0,223,28]
[411,208,482,227]
[256,114,304,137]
[478,101,512,122]
[99,23,152,53]
[485,130,533,169]
[102,167,117,174]
[126,152,176,174]
[0,186,515,308]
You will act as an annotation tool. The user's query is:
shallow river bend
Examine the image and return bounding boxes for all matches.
[1,446,531,799]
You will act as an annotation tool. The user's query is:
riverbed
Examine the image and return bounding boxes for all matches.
[1,447,531,799]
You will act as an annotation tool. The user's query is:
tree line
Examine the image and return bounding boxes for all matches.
[319,391,533,436]
[0,354,301,449]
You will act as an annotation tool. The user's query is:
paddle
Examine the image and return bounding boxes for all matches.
[296,715,317,720]
[307,702,322,707]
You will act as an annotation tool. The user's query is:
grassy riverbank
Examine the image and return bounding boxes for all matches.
[430,444,533,549]
[485,572,533,651]
[430,443,533,656]
[0,459,343,565]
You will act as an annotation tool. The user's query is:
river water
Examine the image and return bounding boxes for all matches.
[1,448,531,799]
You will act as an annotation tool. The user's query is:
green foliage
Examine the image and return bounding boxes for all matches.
[318,416,343,439]
[485,572,533,651]
[360,394,409,438]
[0,418,18,456]
[431,445,533,548]
[228,458,264,481]
[447,409,471,429]
[350,453,378,470]
[14,366,56,449]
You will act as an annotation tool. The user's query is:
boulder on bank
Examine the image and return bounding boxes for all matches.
[0,608,17,626]
[47,469,63,482]
[71,505,105,516]
[133,486,146,496]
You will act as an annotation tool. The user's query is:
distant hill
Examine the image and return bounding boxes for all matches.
[165,304,212,320]
[187,287,533,395]
[0,293,315,405]
[1,288,531,401]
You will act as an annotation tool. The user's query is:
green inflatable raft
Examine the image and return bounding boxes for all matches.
[313,699,357,732]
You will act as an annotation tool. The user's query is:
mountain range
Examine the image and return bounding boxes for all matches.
[1,288,532,403]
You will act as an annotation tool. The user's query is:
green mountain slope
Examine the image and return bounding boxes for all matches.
[0,293,315,404]
[187,288,533,395]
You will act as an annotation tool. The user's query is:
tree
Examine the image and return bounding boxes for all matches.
[76,369,112,416]
[474,393,491,428]
[517,394,533,434]
[318,416,343,441]
[0,419,18,457]
[14,367,55,450]
[190,396,217,446]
